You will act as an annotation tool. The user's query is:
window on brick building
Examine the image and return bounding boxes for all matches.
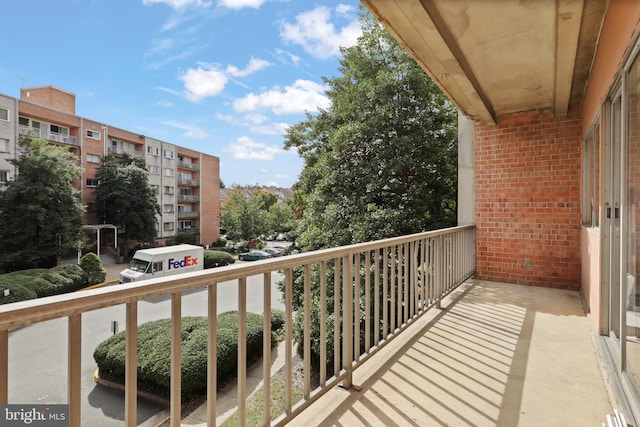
[86,179,99,187]
[148,165,160,174]
[86,130,100,139]
[583,123,600,227]
[50,124,69,136]
[163,222,174,231]
[86,154,101,163]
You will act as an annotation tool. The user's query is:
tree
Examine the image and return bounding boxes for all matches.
[220,191,267,243]
[0,135,85,270]
[280,10,458,366]
[285,11,457,251]
[267,203,295,235]
[94,154,160,256]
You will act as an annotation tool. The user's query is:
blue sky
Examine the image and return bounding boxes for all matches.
[0,0,363,188]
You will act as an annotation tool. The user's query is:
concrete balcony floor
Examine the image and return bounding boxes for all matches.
[291,279,614,427]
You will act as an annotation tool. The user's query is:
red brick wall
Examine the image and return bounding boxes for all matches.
[199,154,220,246]
[474,107,582,289]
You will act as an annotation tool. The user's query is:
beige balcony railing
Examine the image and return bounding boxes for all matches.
[19,124,79,146]
[177,160,200,170]
[0,225,475,427]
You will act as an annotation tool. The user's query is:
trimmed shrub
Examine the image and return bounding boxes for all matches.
[0,264,88,305]
[80,253,106,285]
[94,312,269,398]
[50,264,88,292]
[213,236,227,248]
[203,250,236,269]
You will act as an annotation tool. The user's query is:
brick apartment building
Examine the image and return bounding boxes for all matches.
[0,85,220,253]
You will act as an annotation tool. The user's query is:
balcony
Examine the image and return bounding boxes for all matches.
[177,160,200,171]
[177,211,199,219]
[178,194,200,203]
[177,177,199,186]
[108,146,144,157]
[19,124,79,146]
[0,226,614,426]
[178,226,199,234]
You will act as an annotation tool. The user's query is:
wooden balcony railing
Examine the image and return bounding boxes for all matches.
[0,225,475,426]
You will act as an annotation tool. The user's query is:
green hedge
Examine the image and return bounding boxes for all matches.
[0,264,89,305]
[80,253,106,285]
[94,312,273,399]
[203,250,236,269]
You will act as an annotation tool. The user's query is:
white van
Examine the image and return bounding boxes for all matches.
[119,244,204,283]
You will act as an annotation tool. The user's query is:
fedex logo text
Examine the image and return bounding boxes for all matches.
[167,255,199,270]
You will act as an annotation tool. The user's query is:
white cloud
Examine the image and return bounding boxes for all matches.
[336,4,355,15]
[143,0,211,9]
[250,122,289,136]
[280,6,361,59]
[180,63,228,101]
[157,86,182,97]
[218,0,266,10]
[162,120,210,139]
[233,79,330,115]
[272,48,301,66]
[226,57,272,77]
[227,136,283,160]
[215,112,289,135]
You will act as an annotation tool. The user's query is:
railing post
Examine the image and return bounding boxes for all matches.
[320,261,327,386]
[170,293,182,427]
[436,235,444,309]
[303,264,311,399]
[0,330,7,404]
[68,314,81,427]
[207,283,218,426]
[238,277,247,427]
[263,273,271,427]
[125,302,137,427]
[342,254,353,389]
[285,268,293,413]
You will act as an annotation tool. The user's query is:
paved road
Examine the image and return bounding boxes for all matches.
[7,260,285,426]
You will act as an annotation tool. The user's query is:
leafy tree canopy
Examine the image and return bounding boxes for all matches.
[220,191,267,242]
[94,154,160,252]
[285,11,458,251]
[0,135,85,269]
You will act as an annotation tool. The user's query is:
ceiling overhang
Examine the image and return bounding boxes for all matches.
[362,0,607,125]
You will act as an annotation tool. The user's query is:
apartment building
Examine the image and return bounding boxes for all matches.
[0,85,220,250]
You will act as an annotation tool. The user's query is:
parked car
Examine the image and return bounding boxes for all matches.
[275,233,287,241]
[264,248,283,257]
[238,250,272,261]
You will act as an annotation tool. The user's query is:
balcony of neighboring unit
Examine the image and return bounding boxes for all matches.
[177,177,199,186]
[19,124,79,146]
[178,226,199,234]
[107,146,144,157]
[177,160,200,171]
[177,211,199,219]
[178,194,200,203]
